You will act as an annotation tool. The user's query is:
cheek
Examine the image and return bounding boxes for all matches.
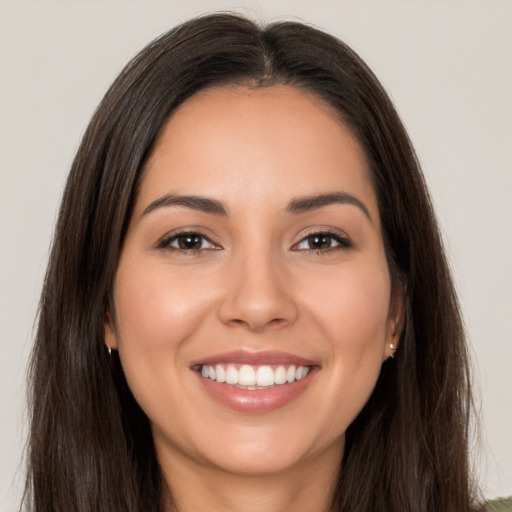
[304,260,392,353]
[299,260,391,424]
[113,261,211,350]
[111,259,220,426]
[111,259,217,411]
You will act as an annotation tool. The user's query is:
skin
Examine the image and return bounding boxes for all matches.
[105,85,403,512]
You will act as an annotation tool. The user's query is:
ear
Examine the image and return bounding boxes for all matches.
[384,283,405,360]
[104,308,118,351]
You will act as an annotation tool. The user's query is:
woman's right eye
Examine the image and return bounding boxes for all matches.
[159,232,218,252]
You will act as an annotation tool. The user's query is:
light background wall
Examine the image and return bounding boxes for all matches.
[1,1,511,510]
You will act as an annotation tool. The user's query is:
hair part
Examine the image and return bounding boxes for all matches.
[25,13,480,512]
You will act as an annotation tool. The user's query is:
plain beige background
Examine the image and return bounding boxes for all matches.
[1,1,511,510]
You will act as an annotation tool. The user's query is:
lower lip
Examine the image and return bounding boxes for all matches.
[195,369,317,413]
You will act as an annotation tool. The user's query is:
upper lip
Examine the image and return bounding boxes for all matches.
[190,350,318,368]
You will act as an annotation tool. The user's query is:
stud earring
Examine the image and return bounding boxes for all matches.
[389,343,397,358]
[107,346,112,356]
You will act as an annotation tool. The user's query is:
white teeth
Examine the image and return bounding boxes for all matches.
[225,364,238,385]
[215,364,226,383]
[256,365,274,386]
[238,365,256,386]
[200,363,311,387]
[274,365,287,385]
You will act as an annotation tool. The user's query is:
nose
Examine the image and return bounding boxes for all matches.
[218,250,299,332]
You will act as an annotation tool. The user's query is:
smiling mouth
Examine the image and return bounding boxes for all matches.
[197,363,312,389]
[191,352,318,412]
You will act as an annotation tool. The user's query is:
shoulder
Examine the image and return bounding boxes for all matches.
[486,497,512,512]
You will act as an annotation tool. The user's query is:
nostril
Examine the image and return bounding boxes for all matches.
[269,318,287,326]
[226,316,289,331]
[217,275,299,331]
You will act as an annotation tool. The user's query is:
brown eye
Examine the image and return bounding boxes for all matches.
[294,232,352,252]
[177,234,204,250]
[160,232,217,251]
[306,234,333,250]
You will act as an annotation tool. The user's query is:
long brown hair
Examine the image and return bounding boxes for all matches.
[25,13,481,512]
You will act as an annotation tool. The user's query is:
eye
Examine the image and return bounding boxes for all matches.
[159,231,218,252]
[293,231,351,252]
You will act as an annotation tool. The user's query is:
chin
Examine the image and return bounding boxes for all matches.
[201,447,311,477]
[190,422,344,478]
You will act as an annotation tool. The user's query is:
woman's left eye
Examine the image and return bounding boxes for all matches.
[293,232,351,252]
[159,232,217,251]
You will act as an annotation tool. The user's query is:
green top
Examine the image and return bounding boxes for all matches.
[486,497,512,511]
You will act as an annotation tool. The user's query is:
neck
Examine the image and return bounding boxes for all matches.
[160,443,343,512]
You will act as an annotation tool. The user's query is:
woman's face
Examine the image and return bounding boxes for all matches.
[106,85,401,478]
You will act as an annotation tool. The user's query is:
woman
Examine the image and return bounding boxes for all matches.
[24,12,504,512]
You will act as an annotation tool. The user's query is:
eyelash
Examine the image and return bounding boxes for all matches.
[158,229,352,254]
[292,230,352,253]
[158,231,219,253]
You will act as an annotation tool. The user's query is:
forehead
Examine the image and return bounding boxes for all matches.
[137,84,378,218]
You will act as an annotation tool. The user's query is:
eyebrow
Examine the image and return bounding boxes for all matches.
[140,191,371,221]
[286,192,372,221]
[141,194,228,218]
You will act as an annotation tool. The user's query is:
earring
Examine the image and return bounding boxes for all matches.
[107,346,112,356]
[389,343,397,358]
